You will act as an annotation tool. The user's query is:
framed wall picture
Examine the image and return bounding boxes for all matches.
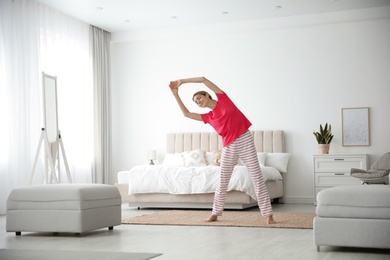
[342,107,370,146]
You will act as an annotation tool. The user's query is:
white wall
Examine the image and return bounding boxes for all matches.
[110,7,390,203]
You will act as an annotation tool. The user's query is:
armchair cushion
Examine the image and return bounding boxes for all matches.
[351,152,390,184]
[371,152,390,170]
[351,169,389,179]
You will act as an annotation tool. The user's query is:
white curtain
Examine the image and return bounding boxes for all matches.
[0,0,93,214]
[90,26,112,184]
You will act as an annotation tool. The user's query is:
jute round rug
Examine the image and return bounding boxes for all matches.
[122,210,316,229]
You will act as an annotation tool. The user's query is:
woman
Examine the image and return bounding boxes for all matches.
[169,77,275,224]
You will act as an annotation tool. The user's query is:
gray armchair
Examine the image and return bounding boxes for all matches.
[351,152,390,185]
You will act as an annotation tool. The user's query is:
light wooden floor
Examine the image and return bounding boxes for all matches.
[1,203,390,260]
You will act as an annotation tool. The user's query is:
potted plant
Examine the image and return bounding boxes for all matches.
[313,123,334,154]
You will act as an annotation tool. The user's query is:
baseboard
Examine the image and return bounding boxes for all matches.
[284,196,314,204]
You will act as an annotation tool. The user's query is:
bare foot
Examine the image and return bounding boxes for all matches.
[204,214,218,222]
[267,215,275,224]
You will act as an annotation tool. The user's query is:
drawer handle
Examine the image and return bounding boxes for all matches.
[334,158,345,161]
[335,173,345,175]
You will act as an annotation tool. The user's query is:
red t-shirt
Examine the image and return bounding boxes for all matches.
[201,92,252,147]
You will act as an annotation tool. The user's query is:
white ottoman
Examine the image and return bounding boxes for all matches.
[314,185,390,251]
[6,184,122,235]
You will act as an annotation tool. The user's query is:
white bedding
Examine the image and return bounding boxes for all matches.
[118,165,282,200]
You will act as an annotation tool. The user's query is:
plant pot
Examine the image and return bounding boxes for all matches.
[318,144,330,154]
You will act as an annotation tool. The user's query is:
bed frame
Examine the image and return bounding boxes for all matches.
[116,130,286,209]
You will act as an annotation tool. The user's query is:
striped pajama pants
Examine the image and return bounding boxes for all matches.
[212,130,273,217]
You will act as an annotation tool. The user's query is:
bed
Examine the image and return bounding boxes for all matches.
[115,130,289,209]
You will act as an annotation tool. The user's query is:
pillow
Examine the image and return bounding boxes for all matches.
[237,158,244,166]
[265,153,290,173]
[182,149,207,167]
[206,152,215,165]
[213,150,221,166]
[162,153,184,166]
[236,153,267,166]
[257,152,268,167]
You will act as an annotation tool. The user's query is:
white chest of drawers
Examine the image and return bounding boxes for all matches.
[313,154,368,204]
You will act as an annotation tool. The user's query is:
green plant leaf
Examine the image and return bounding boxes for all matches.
[313,123,334,144]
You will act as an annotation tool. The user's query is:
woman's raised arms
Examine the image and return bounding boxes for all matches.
[170,77,223,94]
[169,80,202,121]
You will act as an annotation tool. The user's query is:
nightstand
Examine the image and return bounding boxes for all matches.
[313,154,368,204]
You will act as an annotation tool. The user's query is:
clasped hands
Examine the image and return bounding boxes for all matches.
[169,80,181,89]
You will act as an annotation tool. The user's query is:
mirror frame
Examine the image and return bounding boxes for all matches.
[42,72,59,143]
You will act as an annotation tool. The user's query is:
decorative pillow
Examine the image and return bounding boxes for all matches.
[206,152,215,165]
[182,149,207,167]
[265,153,290,173]
[213,150,221,166]
[162,153,184,166]
[257,152,268,167]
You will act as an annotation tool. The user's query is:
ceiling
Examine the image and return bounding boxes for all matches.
[37,0,390,33]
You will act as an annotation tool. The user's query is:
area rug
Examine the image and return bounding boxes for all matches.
[0,249,161,260]
[122,210,316,229]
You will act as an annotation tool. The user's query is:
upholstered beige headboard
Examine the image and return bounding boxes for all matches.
[167,130,284,153]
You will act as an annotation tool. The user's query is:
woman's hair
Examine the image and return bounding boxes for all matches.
[192,91,212,102]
